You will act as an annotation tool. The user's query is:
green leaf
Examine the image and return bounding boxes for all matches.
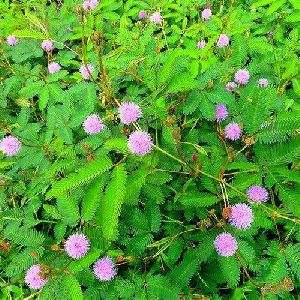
[19,81,44,99]
[267,254,288,284]
[104,137,129,154]
[102,11,120,20]
[238,240,256,266]
[284,243,300,281]
[219,256,240,288]
[292,78,300,96]
[169,236,214,287]
[289,0,300,9]
[147,275,180,300]
[39,87,49,110]
[251,0,277,9]
[0,162,15,169]
[13,29,46,39]
[98,164,127,241]
[24,8,47,33]
[158,48,199,88]
[124,166,149,205]
[266,0,285,15]
[54,221,67,242]
[180,192,219,207]
[57,195,79,226]
[165,73,198,93]
[68,248,103,273]
[183,90,200,115]
[47,70,69,83]
[285,11,300,22]
[46,157,112,199]
[63,275,83,300]
[4,225,44,247]
[184,23,202,37]
[199,93,215,120]
[226,162,259,171]
[5,247,44,278]
[181,142,207,156]
[43,204,60,219]
[81,174,108,222]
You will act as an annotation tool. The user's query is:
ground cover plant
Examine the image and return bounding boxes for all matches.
[0,0,300,299]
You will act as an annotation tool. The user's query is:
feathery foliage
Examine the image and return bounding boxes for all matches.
[0,0,299,299]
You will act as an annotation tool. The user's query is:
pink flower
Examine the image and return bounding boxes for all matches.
[247,185,269,204]
[48,62,61,74]
[214,233,238,257]
[93,257,116,281]
[229,203,253,229]
[119,102,142,125]
[82,0,98,10]
[128,131,153,156]
[201,8,212,20]
[0,135,22,156]
[234,69,250,85]
[215,104,228,122]
[82,1,90,10]
[7,35,19,46]
[216,34,229,47]
[25,265,48,290]
[258,78,269,87]
[64,233,90,259]
[138,10,147,20]
[197,40,206,49]
[150,12,163,25]
[225,81,237,92]
[225,123,242,141]
[79,64,94,80]
[89,0,98,9]
[41,40,54,52]
[83,114,105,135]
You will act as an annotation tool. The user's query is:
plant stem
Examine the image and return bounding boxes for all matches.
[154,144,300,225]
[153,145,186,165]
[1,216,57,224]
[154,168,190,175]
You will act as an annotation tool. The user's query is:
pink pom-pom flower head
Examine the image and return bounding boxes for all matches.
[138,10,147,20]
[217,34,229,48]
[79,64,94,80]
[214,232,238,257]
[82,1,90,10]
[235,69,250,85]
[25,265,48,290]
[215,104,228,122]
[0,135,22,157]
[82,0,98,11]
[224,123,242,141]
[64,233,90,259]
[83,114,105,135]
[150,12,163,25]
[128,131,153,156]
[225,81,237,92]
[41,40,54,52]
[201,8,212,20]
[48,62,61,74]
[229,203,253,229]
[247,185,269,204]
[89,0,99,9]
[258,78,269,87]
[93,257,116,281]
[197,40,206,49]
[119,102,142,125]
[7,35,19,46]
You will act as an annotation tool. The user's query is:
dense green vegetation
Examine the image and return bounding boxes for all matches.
[0,0,299,299]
